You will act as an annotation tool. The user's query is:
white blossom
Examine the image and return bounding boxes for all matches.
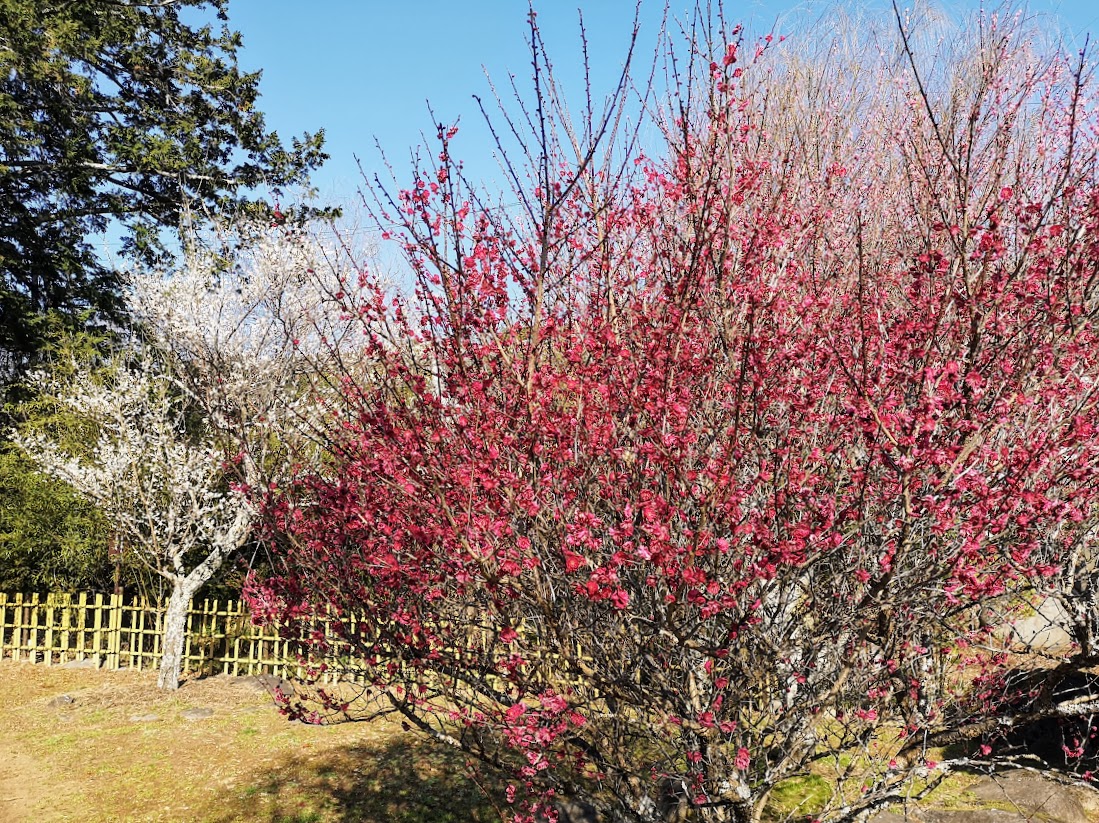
[16,220,379,689]
[15,361,250,583]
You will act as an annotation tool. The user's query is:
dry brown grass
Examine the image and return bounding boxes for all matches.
[0,661,504,822]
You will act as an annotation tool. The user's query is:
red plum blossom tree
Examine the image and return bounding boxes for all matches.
[246,4,1099,821]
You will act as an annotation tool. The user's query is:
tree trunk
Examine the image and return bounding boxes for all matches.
[158,578,194,690]
[156,540,239,690]
[156,516,248,685]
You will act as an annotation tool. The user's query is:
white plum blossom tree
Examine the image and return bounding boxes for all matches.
[16,221,375,689]
[17,362,252,688]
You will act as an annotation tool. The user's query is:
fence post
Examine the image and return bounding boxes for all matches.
[154,596,164,670]
[106,593,122,670]
[9,593,18,662]
[207,598,218,677]
[134,597,145,671]
[28,593,41,664]
[43,593,57,665]
[230,599,245,677]
[91,592,103,663]
[182,597,193,675]
[200,598,212,676]
[12,593,22,662]
[76,592,88,663]
[0,592,7,660]
[58,593,72,664]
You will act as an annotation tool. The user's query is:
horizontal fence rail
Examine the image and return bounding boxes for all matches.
[0,592,306,678]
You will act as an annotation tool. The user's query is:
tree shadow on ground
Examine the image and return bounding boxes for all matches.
[944,671,1099,780]
[206,734,508,823]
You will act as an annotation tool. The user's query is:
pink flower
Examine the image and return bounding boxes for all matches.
[505,703,526,723]
[735,747,750,770]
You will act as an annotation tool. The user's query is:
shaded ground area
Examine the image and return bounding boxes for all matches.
[207,738,502,823]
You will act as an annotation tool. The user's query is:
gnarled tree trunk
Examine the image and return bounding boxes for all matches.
[157,539,240,689]
[158,577,198,690]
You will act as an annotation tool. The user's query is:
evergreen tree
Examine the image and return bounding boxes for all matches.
[0,0,328,376]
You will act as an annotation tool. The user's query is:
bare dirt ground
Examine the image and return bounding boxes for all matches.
[0,739,56,821]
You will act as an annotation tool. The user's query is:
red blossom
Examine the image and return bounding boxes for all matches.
[735,748,751,770]
[243,4,1099,820]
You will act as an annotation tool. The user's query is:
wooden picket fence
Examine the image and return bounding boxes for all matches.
[0,592,304,677]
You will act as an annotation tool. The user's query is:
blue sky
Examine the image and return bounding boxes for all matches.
[229,0,1099,212]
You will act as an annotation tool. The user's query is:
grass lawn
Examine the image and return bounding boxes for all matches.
[5,660,1098,822]
[0,661,504,822]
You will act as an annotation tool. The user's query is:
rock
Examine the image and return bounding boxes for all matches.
[921,811,1030,823]
[180,707,214,721]
[238,674,293,695]
[1073,783,1099,817]
[128,714,159,723]
[870,770,1099,823]
[967,770,1091,823]
[229,675,263,691]
[1007,597,1075,653]
[47,694,74,708]
[870,813,924,823]
[558,800,599,822]
[60,656,100,669]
